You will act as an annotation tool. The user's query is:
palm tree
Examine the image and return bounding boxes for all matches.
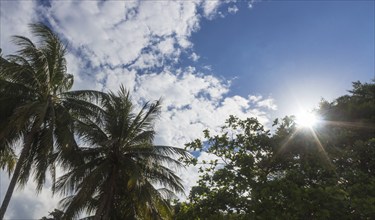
[56,87,190,219]
[0,23,104,218]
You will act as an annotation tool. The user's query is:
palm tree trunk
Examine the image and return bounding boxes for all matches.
[93,196,107,220]
[93,184,115,220]
[94,169,116,220]
[0,133,33,219]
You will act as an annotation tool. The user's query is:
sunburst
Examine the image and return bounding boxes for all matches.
[276,108,332,166]
[295,111,319,128]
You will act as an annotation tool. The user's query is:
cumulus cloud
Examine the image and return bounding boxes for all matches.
[0,171,60,219]
[250,95,277,110]
[43,0,202,69]
[0,0,273,218]
[228,5,239,14]
[202,0,222,19]
[190,52,200,61]
[249,95,263,102]
[257,97,277,110]
[0,1,37,54]
[248,0,259,9]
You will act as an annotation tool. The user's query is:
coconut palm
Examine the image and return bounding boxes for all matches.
[0,23,104,218]
[56,87,189,220]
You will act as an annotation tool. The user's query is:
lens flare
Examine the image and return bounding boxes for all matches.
[295,111,318,128]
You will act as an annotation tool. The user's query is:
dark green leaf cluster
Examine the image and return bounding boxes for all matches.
[176,81,375,219]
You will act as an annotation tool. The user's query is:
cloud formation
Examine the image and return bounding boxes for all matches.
[0,0,271,218]
[228,5,240,14]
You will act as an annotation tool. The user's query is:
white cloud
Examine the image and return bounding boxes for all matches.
[249,95,277,110]
[105,68,138,92]
[202,0,222,19]
[0,171,61,219]
[248,0,258,9]
[42,0,204,70]
[228,5,239,14]
[249,95,263,102]
[129,68,273,150]
[157,38,176,55]
[0,1,37,55]
[190,52,200,61]
[257,97,278,110]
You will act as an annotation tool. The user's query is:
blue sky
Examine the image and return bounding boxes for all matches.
[0,0,374,218]
[191,0,374,118]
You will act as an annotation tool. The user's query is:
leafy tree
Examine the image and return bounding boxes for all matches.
[0,23,103,218]
[316,80,375,218]
[177,81,375,219]
[177,116,277,219]
[56,87,190,220]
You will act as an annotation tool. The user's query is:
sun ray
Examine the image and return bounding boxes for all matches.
[276,129,299,156]
[323,120,375,130]
[274,120,334,170]
[308,127,334,168]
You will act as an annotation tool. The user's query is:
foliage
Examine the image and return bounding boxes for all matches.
[176,81,375,219]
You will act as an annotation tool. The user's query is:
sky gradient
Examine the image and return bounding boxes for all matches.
[192,0,374,118]
[0,0,374,218]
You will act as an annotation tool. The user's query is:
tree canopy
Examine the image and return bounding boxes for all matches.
[176,81,375,219]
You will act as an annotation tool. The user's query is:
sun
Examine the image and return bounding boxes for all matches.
[295,111,319,128]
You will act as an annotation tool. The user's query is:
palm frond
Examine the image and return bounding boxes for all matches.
[0,145,17,176]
